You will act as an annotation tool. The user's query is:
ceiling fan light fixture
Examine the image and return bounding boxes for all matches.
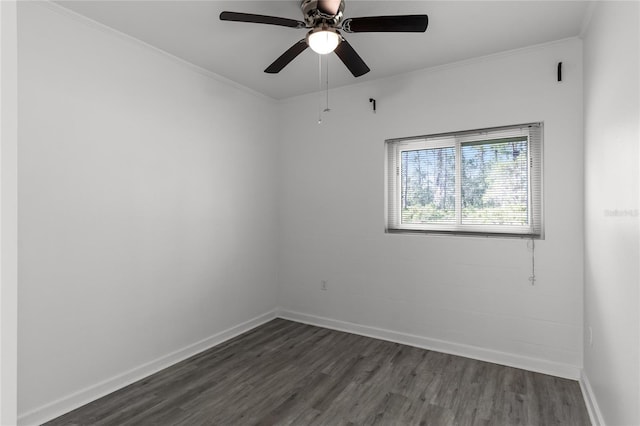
[307,29,341,54]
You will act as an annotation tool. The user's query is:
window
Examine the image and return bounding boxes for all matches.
[385,123,543,238]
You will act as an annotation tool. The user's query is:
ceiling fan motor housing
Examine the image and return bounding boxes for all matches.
[301,0,345,27]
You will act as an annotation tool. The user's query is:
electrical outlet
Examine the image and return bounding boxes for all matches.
[321,280,328,291]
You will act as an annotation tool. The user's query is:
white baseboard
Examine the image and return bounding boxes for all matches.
[18,310,278,426]
[579,370,605,426]
[277,309,581,380]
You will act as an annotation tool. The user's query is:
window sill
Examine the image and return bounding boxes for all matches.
[385,228,544,240]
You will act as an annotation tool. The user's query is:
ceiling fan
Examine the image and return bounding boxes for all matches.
[220,0,428,77]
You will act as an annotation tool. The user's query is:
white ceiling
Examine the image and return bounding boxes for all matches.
[54,1,591,99]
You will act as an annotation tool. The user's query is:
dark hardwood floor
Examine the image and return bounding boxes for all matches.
[45,318,591,425]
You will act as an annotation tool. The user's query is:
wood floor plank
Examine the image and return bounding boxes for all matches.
[44,319,591,426]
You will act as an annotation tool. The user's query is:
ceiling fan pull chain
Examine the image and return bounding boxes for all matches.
[324,56,330,113]
[318,54,323,124]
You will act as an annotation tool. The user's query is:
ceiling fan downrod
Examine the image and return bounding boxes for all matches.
[301,0,345,28]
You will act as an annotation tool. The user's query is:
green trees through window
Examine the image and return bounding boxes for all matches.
[461,139,529,225]
[400,139,529,226]
[401,147,456,224]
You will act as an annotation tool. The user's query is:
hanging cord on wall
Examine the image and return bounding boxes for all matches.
[527,238,536,285]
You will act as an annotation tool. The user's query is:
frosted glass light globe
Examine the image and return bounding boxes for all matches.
[307,30,340,54]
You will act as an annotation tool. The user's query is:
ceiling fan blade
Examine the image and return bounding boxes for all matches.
[342,15,428,33]
[265,40,309,74]
[334,38,370,77]
[220,11,306,29]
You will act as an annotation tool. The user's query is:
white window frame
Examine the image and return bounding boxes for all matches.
[385,123,544,238]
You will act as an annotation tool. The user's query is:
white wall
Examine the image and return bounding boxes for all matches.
[17,2,279,423]
[1,1,19,424]
[278,39,584,378]
[583,1,640,425]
